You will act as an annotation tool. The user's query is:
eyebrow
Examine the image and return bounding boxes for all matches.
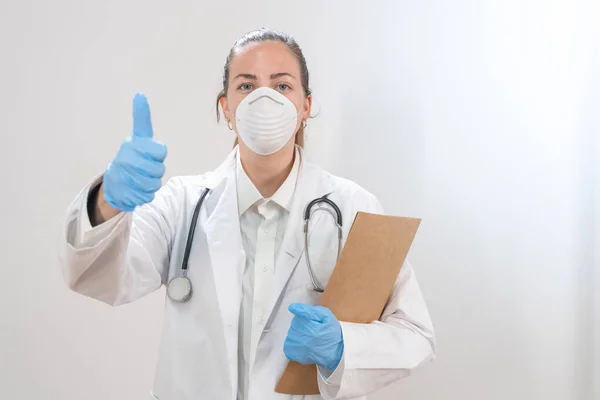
[270,72,296,80]
[233,72,297,80]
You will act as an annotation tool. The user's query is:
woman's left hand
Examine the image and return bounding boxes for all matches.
[283,303,344,372]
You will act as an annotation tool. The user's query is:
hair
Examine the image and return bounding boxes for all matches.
[215,28,311,148]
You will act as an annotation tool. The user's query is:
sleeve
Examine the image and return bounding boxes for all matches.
[317,355,345,386]
[57,174,182,306]
[317,193,436,400]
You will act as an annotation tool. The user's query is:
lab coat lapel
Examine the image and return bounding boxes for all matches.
[264,154,333,323]
[203,148,245,397]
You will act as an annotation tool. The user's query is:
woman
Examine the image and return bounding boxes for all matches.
[58,28,435,400]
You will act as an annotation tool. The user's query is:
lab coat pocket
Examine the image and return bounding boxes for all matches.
[149,391,160,400]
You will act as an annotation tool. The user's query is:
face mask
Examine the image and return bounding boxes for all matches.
[234,87,301,155]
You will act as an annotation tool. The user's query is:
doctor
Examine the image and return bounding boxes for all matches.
[58,28,435,400]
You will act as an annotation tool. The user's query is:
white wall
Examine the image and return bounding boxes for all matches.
[0,1,596,399]
[586,27,600,400]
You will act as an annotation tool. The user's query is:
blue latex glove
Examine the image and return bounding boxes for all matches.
[103,93,167,212]
[283,303,344,372]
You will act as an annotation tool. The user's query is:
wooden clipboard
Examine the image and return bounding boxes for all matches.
[275,212,421,394]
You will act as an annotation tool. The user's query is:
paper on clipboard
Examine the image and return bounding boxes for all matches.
[275,212,421,395]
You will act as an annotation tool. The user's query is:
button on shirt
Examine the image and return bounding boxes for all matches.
[236,149,300,400]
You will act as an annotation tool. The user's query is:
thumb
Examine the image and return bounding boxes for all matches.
[132,93,154,139]
[288,303,326,322]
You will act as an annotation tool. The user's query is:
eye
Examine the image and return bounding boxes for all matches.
[276,83,291,92]
[237,83,253,92]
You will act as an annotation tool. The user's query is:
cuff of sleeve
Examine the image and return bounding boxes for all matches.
[317,353,345,386]
[79,176,104,235]
[74,174,125,247]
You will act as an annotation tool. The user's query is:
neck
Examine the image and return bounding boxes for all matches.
[239,144,296,198]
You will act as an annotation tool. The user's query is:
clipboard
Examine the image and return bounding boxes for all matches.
[275,211,421,394]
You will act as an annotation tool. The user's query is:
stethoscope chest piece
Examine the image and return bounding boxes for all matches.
[167,276,192,303]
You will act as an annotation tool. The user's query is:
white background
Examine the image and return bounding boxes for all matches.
[0,1,598,399]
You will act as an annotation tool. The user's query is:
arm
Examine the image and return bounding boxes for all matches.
[58,174,181,306]
[317,261,435,399]
[88,182,120,226]
[317,194,436,399]
[58,93,171,306]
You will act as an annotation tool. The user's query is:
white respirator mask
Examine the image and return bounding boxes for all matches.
[234,87,302,155]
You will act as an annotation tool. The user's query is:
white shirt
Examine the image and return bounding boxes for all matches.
[236,148,300,400]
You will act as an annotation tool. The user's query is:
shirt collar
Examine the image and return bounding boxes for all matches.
[271,147,300,212]
[236,147,301,217]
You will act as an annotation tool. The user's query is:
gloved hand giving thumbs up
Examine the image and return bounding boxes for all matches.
[103,93,168,212]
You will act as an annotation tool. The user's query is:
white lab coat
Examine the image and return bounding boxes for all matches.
[58,147,435,400]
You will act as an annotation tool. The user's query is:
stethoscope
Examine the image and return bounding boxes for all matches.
[167,190,343,302]
[303,196,342,293]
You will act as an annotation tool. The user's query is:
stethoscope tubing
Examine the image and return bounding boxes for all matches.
[168,190,343,301]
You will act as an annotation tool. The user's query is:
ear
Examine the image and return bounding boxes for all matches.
[302,94,312,122]
[219,96,232,122]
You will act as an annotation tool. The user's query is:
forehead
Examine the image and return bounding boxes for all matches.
[229,41,300,75]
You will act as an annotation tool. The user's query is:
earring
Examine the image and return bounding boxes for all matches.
[226,120,233,130]
[301,120,307,129]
